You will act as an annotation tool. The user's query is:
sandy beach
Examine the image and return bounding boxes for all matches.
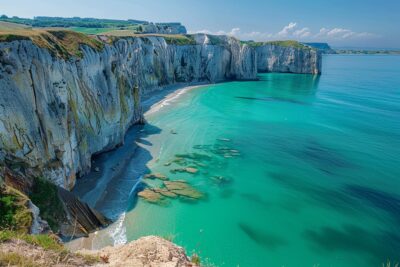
[142,83,208,115]
[66,83,209,251]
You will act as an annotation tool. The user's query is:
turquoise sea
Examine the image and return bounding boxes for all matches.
[95,55,400,267]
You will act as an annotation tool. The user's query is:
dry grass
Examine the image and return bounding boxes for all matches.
[0,21,104,58]
[0,251,40,267]
[0,230,65,252]
[75,252,102,265]
[0,234,101,266]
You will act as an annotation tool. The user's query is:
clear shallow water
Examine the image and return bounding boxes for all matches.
[124,55,400,267]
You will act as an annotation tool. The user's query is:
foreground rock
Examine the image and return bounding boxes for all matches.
[0,236,198,267]
[80,236,198,267]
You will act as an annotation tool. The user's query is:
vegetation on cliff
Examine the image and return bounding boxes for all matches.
[0,230,64,251]
[29,177,66,232]
[164,35,197,45]
[0,185,32,233]
[0,21,104,58]
[0,230,101,266]
[242,39,312,50]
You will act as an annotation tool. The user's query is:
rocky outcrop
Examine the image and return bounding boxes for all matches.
[255,44,322,74]
[80,236,198,267]
[0,235,198,267]
[29,200,50,234]
[0,33,256,189]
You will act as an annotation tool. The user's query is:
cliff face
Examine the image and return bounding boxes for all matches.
[0,34,256,189]
[255,44,322,74]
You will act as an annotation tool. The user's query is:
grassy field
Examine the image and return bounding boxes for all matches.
[69,27,116,35]
[69,24,142,35]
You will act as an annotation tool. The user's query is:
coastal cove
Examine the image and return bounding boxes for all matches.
[70,55,400,267]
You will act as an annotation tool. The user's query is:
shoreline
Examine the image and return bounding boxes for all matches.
[67,82,209,251]
[142,82,209,115]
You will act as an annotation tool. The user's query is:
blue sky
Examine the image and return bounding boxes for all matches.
[1,0,399,48]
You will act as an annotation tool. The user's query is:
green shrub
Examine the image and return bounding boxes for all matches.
[0,194,16,227]
[0,186,32,232]
[29,177,65,232]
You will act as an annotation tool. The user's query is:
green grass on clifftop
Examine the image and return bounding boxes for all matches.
[0,21,104,58]
[242,40,311,50]
[163,35,196,45]
[0,230,64,252]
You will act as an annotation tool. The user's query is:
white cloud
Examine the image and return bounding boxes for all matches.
[294,27,311,38]
[278,22,297,37]
[189,22,377,42]
[315,27,376,39]
[229,28,241,36]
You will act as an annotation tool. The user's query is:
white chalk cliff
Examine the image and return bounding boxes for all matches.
[0,33,321,189]
[0,34,257,189]
[255,44,321,74]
